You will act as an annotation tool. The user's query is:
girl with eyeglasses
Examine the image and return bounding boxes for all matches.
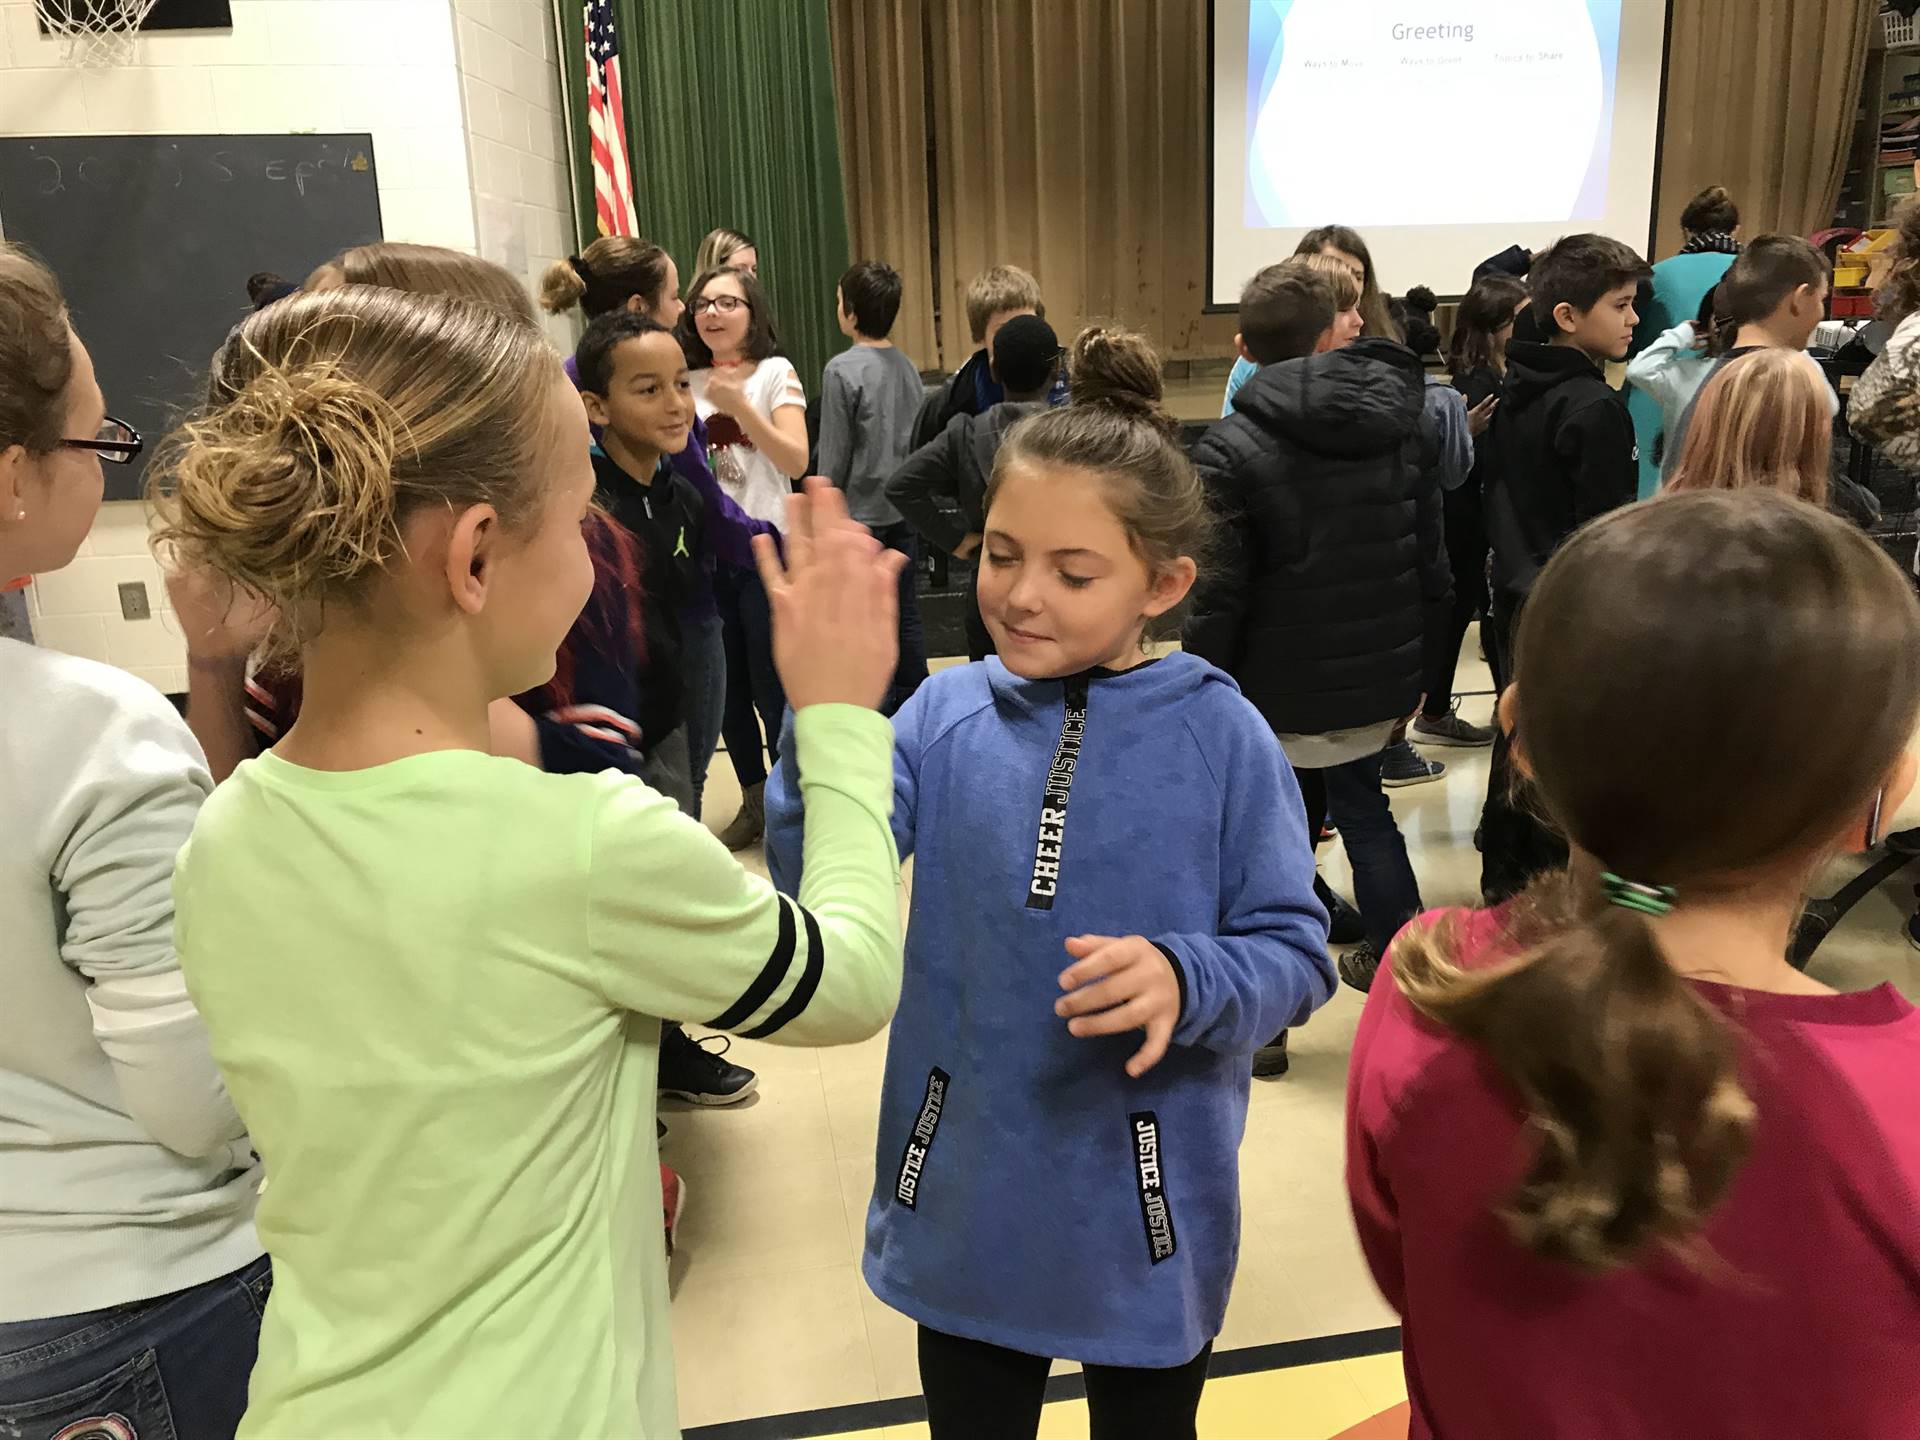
[678,264,809,849]
[0,245,268,1438]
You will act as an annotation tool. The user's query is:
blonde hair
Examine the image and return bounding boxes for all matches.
[320,243,537,323]
[694,227,755,277]
[539,236,675,320]
[1666,349,1832,506]
[1297,252,1361,312]
[965,264,1044,344]
[151,287,562,652]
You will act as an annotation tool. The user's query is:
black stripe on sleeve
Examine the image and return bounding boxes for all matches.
[708,895,797,1031]
[742,903,826,1039]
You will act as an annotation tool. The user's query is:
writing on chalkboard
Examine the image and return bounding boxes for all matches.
[20,142,375,200]
[0,133,384,503]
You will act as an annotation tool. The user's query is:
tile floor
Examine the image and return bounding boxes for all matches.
[668,635,1920,1434]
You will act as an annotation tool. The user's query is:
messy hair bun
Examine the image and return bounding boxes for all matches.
[152,286,561,651]
[1066,324,1176,436]
[995,327,1211,631]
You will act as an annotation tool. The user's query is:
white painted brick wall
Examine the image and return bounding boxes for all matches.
[453,0,578,354]
[1,0,576,694]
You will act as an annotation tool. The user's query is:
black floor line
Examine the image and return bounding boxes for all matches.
[684,1325,1402,1440]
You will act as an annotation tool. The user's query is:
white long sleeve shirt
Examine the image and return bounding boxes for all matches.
[2,637,260,1321]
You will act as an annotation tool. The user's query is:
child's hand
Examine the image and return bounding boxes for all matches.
[1055,935,1182,1078]
[705,371,752,420]
[164,562,277,663]
[755,478,908,712]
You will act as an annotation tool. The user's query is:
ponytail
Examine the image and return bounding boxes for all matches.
[1393,890,1756,1270]
[539,236,674,320]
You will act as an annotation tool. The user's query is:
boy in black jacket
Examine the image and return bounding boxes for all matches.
[1478,232,1651,902]
[1186,260,1452,1069]
[887,314,1061,661]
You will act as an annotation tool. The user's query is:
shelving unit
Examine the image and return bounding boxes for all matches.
[1837,14,1920,230]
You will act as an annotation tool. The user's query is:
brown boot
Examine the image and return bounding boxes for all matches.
[719,781,765,850]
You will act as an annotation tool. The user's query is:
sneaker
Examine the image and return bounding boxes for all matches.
[659,1025,758,1106]
[1326,890,1365,946]
[1338,940,1382,994]
[1412,703,1494,748]
[719,781,765,851]
[1317,823,1338,844]
[661,1164,687,1257]
[1252,1030,1290,1078]
[1380,741,1446,788]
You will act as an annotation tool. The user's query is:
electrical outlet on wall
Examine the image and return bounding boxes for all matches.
[118,581,151,621]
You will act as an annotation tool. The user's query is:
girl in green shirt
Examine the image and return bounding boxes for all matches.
[154,284,909,1438]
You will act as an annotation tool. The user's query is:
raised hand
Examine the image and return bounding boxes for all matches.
[754,477,908,712]
[1055,934,1183,1078]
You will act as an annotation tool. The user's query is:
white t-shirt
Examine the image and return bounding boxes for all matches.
[690,357,806,528]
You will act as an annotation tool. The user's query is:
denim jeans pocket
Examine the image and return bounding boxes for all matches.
[238,1258,273,1323]
[0,1346,177,1440]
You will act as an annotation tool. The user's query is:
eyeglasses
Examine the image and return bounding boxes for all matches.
[691,295,748,317]
[61,416,143,465]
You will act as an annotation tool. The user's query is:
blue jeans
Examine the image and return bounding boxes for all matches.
[874,522,929,714]
[0,1255,270,1440]
[1296,751,1423,955]
[680,607,726,817]
[715,564,785,790]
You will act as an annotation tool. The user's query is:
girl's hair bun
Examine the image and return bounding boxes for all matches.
[1067,324,1176,436]
[158,358,400,626]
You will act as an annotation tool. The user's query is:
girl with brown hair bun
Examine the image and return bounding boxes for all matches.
[769,355,1334,1440]
[1349,489,1920,1440]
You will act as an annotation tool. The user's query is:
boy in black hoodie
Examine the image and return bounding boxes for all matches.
[887,314,1061,661]
[1186,259,1451,1069]
[1478,232,1651,902]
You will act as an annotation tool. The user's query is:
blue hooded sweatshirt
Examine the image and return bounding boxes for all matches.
[766,651,1335,1367]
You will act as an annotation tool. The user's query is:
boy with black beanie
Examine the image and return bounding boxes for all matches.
[887,314,1062,661]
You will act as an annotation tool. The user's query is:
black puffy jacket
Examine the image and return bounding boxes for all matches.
[1184,338,1452,736]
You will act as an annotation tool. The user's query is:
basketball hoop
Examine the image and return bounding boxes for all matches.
[36,0,161,68]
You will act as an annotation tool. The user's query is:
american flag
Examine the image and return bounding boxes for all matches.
[584,1,639,237]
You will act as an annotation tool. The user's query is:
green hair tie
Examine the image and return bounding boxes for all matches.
[1601,872,1677,918]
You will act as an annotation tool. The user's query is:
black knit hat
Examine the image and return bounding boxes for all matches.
[991,314,1062,394]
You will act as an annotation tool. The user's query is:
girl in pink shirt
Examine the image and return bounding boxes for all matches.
[1348,489,1920,1440]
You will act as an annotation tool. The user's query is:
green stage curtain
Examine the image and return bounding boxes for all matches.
[560,0,853,391]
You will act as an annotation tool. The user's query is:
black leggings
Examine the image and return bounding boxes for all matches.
[918,1327,1212,1440]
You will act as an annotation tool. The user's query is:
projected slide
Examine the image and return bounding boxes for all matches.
[1209,0,1666,300]
[1245,0,1616,228]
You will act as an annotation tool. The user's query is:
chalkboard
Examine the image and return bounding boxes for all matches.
[0,134,383,499]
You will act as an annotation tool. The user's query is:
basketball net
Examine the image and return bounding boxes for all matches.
[38,0,161,68]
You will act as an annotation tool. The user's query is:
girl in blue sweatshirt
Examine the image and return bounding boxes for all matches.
[768,328,1335,1439]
